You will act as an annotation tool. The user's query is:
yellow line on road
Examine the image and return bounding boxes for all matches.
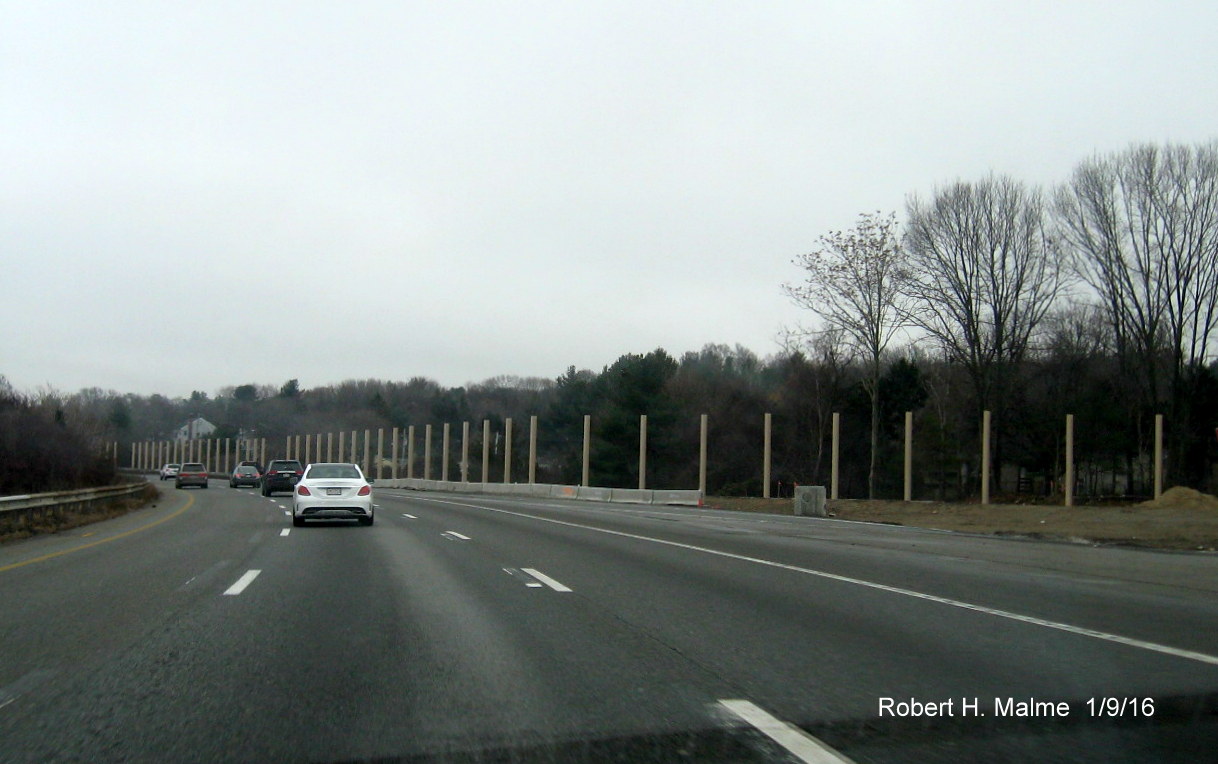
[0,491,195,574]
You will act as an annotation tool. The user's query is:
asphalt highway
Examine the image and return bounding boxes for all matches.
[1,480,1216,762]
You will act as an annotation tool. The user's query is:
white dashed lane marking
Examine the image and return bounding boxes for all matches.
[223,569,261,596]
[280,529,290,537]
[441,531,471,541]
[503,568,544,588]
[521,568,571,592]
[718,699,854,763]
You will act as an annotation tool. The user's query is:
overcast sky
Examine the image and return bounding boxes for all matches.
[3,2,1216,398]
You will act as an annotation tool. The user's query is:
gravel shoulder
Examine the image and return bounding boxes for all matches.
[703,489,1218,552]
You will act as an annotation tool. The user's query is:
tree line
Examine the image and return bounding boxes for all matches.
[6,141,1216,500]
[787,141,1218,498]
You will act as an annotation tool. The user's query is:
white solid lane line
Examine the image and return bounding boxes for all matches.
[413,496,1218,667]
[280,529,290,537]
[719,699,853,764]
[521,568,572,592]
[223,569,261,596]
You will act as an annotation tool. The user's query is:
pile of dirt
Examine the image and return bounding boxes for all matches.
[1140,486,1218,510]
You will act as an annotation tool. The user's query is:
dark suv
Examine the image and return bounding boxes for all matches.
[261,459,304,496]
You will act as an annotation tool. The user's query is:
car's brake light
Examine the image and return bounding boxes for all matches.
[357,485,371,496]
[297,485,311,496]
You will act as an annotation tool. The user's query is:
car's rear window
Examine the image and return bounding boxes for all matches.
[271,462,302,471]
[237,467,257,475]
[182,464,205,471]
[308,465,361,480]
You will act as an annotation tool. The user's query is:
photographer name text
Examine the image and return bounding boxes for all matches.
[877,697,1154,718]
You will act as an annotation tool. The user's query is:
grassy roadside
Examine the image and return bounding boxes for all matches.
[0,482,161,544]
[702,492,1218,552]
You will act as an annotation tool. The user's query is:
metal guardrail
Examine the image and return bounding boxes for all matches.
[0,483,149,528]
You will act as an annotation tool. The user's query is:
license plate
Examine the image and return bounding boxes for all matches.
[326,488,342,496]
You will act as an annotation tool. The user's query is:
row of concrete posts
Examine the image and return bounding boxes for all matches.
[124,411,1167,505]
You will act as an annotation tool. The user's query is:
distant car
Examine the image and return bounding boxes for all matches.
[159,463,181,481]
[175,463,209,489]
[292,462,374,527]
[261,459,304,496]
[229,465,260,488]
[238,460,263,474]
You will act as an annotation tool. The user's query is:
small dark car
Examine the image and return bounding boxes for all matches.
[230,465,261,488]
[261,459,303,496]
[175,463,209,489]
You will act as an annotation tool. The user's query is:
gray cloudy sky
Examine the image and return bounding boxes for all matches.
[4,2,1216,398]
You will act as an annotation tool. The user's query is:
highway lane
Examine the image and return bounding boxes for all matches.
[0,481,1215,762]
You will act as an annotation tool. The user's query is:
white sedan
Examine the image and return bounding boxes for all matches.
[291,463,374,527]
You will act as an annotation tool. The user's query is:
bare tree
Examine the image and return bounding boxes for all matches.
[904,175,1066,491]
[1055,142,1218,484]
[785,211,911,498]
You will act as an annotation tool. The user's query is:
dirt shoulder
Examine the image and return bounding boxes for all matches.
[702,489,1218,552]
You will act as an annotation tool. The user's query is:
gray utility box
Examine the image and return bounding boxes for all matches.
[794,485,828,517]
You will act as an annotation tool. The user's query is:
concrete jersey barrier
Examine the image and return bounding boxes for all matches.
[391,478,701,506]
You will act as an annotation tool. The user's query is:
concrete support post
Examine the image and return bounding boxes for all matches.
[376,428,384,480]
[338,431,345,462]
[352,430,358,468]
[461,421,470,483]
[482,419,490,484]
[363,429,371,476]
[831,412,840,500]
[424,424,433,481]
[638,414,648,491]
[407,426,415,479]
[1154,413,1164,500]
[763,413,772,499]
[441,423,450,482]
[699,414,708,497]
[207,439,213,471]
[286,436,292,460]
[225,439,231,474]
[326,432,333,462]
[304,434,310,465]
[528,415,537,484]
[391,427,399,481]
[904,411,913,502]
[981,410,992,505]
[582,415,591,487]
[260,438,266,468]
[1065,414,1075,507]
[131,443,136,470]
[504,418,513,483]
